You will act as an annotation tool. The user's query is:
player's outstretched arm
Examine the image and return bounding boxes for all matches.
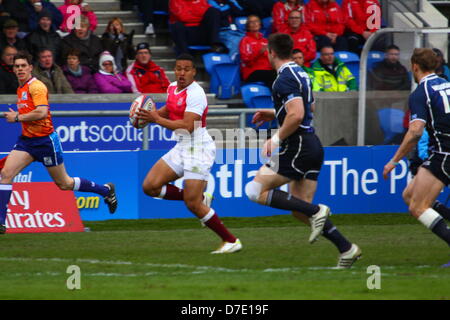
[156,105,169,119]
[383,120,425,180]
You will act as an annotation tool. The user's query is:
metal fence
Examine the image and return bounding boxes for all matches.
[14,108,259,150]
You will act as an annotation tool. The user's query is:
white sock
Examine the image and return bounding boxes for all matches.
[158,185,167,198]
[418,208,442,230]
[200,209,215,224]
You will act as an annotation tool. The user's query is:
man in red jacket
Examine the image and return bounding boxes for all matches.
[169,0,222,55]
[342,0,381,54]
[278,10,316,67]
[126,42,170,94]
[304,0,348,51]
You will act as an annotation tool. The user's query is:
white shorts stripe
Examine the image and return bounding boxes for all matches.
[0,184,13,191]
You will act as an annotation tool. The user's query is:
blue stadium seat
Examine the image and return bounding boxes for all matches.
[153,10,169,15]
[335,51,360,84]
[262,16,273,37]
[202,53,240,99]
[235,16,248,32]
[367,51,384,70]
[241,84,275,129]
[377,108,405,144]
[188,45,211,51]
[312,51,320,64]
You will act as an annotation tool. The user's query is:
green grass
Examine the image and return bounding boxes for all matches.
[0,214,449,300]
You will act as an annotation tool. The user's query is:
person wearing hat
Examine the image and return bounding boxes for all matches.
[125,42,170,94]
[24,9,63,64]
[94,51,132,93]
[0,19,27,52]
[1,0,29,32]
[25,0,62,31]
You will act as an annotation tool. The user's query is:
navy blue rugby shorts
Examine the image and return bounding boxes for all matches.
[13,131,64,167]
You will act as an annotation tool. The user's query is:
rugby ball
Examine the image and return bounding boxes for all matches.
[129,95,155,129]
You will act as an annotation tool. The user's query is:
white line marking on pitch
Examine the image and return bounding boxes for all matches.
[0,257,443,276]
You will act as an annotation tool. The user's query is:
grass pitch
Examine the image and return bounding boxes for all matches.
[0,214,449,300]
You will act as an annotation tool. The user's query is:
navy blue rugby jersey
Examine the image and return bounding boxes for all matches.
[409,73,450,153]
[272,61,314,133]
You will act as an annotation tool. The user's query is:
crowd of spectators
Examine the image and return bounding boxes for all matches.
[0,0,448,95]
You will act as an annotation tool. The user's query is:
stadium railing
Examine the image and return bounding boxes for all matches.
[0,107,260,150]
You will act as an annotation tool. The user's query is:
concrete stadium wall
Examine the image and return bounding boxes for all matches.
[0,91,411,147]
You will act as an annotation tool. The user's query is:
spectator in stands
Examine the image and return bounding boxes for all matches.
[25,0,62,31]
[135,0,169,35]
[58,0,98,33]
[101,18,135,72]
[94,51,132,93]
[61,15,103,72]
[0,19,27,52]
[304,0,348,51]
[272,0,303,33]
[236,0,274,19]
[126,42,170,94]
[25,10,62,63]
[311,45,357,92]
[342,0,381,54]
[32,47,74,93]
[278,10,315,67]
[0,45,18,94]
[1,0,29,32]
[432,48,450,81]
[239,14,276,88]
[367,44,410,91]
[208,0,245,61]
[169,0,224,55]
[292,48,314,78]
[62,48,98,93]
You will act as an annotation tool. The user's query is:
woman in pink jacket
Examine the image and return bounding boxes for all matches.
[94,51,132,93]
[58,0,98,32]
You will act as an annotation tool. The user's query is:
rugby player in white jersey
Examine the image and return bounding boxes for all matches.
[136,54,242,254]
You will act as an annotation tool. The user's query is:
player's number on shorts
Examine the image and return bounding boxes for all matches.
[439,89,450,114]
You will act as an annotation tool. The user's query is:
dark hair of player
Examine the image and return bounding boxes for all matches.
[411,48,438,72]
[176,53,196,68]
[13,51,33,65]
[268,33,294,60]
[292,48,303,55]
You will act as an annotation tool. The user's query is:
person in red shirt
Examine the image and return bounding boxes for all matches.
[272,0,304,33]
[169,0,222,55]
[304,0,348,51]
[126,42,170,94]
[278,10,316,67]
[239,15,276,88]
[342,0,381,54]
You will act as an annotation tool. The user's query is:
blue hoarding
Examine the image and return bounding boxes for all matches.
[3,146,448,221]
[0,102,177,151]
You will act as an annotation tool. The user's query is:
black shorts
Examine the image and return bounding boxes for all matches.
[421,152,450,186]
[266,132,324,181]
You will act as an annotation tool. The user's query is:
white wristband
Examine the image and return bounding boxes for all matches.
[271,132,281,146]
